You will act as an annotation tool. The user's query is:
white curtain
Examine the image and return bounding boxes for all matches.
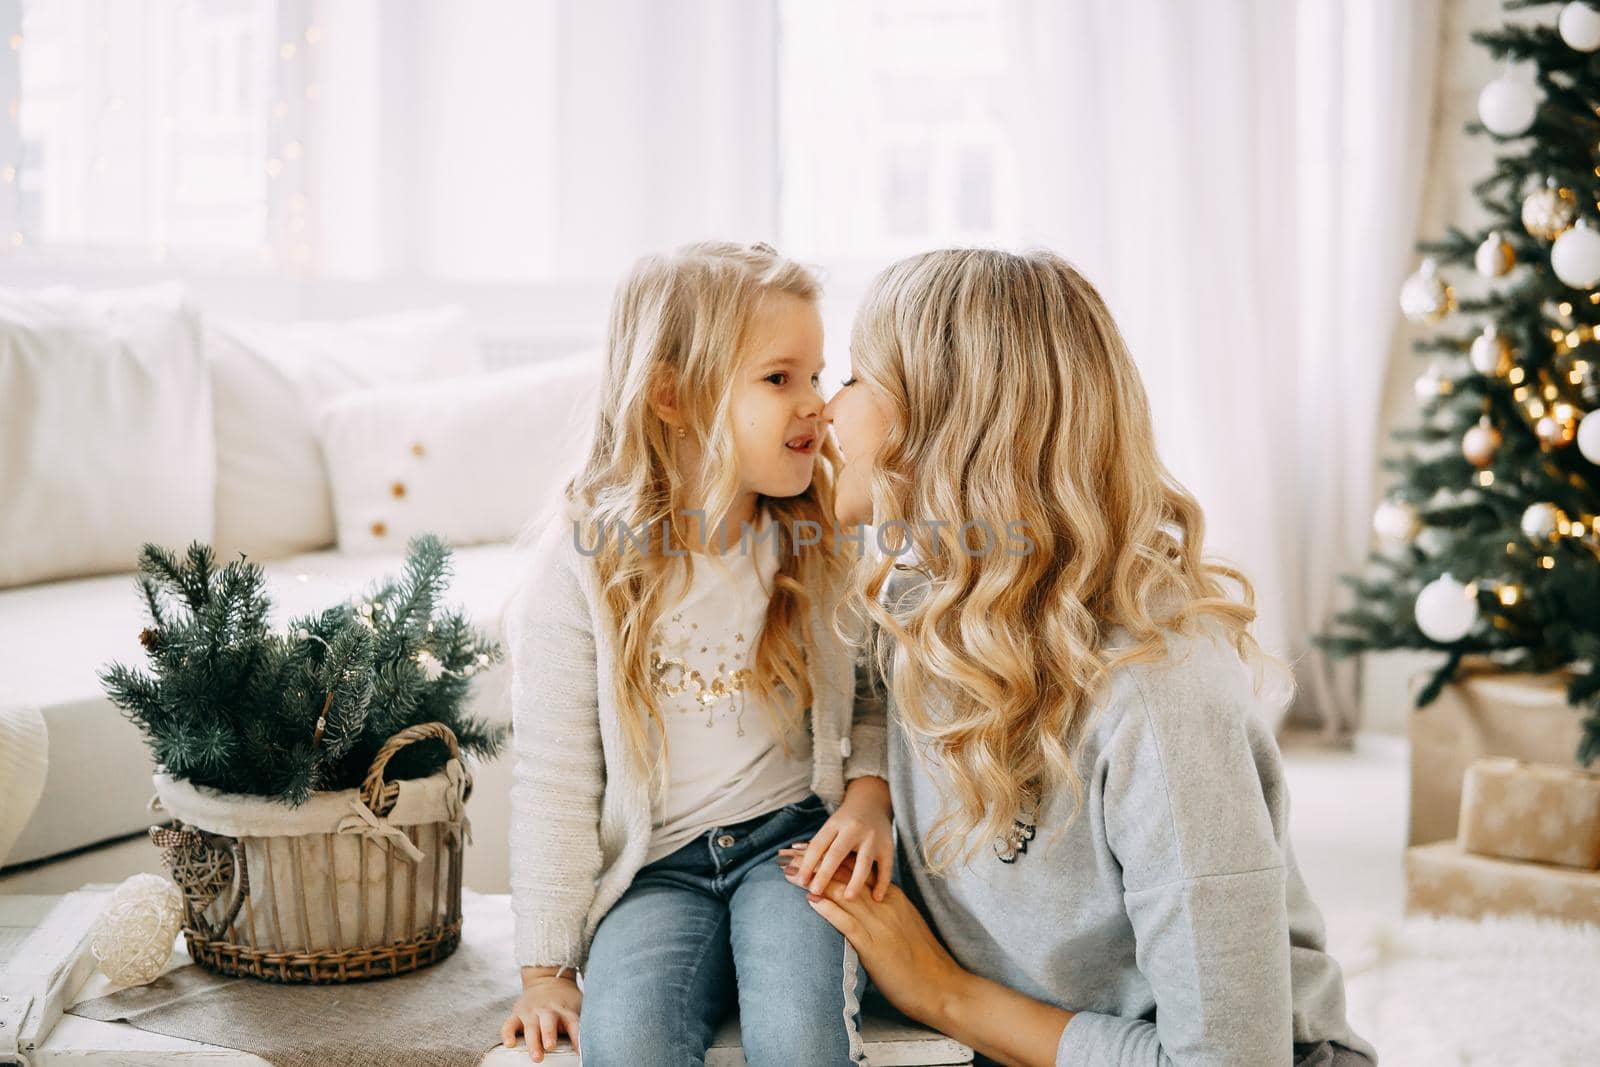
[999,0,1443,733]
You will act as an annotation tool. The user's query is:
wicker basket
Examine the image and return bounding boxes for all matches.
[149,722,472,983]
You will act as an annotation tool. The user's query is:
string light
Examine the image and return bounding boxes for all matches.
[1499,585,1522,606]
[1477,470,1496,486]
[1539,555,1556,569]
[1509,366,1527,384]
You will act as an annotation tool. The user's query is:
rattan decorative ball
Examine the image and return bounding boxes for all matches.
[90,873,185,985]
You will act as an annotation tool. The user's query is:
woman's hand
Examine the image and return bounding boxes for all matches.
[781,854,966,1026]
[786,775,894,901]
[785,857,1075,1067]
[500,966,582,1063]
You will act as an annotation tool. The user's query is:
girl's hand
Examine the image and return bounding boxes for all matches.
[500,967,582,1063]
[785,775,894,901]
[781,854,969,1028]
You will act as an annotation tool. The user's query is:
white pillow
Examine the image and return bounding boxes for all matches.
[0,283,212,589]
[209,306,484,563]
[317,353,602,553]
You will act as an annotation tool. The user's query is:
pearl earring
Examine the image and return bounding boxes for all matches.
[676,427,687,438]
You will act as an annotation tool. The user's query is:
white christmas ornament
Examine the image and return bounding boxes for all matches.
[1477,74,1539,137]
[1578,409,1600,464]
[90,873,184,985]
[1523,183,1579,240]
[1415,573,1480,643]
[1373,499,1422,543]
[1560,2,1600,51]
[1470,324,1513,376]
[1414,362,1451,401]
[1475,231,1516,277]
[1400,259,1455,324]
[1521,502,1568,542]
[1551,219,1600,288]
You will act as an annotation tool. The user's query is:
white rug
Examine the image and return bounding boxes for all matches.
[1334,909,1600,1066]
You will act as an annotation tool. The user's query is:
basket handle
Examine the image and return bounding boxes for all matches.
[360,722,463,813]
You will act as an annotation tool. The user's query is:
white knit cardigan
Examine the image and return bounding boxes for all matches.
[503,510,889,969]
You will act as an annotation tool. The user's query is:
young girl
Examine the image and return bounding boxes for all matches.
[790,249,1374,1066]
[499,242,894,1066]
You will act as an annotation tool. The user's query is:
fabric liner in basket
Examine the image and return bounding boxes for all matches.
[149,721,472,983]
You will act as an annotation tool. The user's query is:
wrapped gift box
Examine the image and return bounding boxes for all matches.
[1458,757,1600,869]
[1406,841,1600,923]
[1408,656,1586,846]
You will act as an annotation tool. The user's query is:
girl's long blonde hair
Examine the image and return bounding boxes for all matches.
[565,241,847,786]
[844,248,1291,870]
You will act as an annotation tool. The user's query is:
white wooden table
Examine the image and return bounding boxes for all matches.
[3,889,973,1066]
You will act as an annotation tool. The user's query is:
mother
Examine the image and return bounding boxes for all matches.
[789,249,1375,1066]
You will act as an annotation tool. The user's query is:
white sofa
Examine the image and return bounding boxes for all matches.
[0,284,598,884]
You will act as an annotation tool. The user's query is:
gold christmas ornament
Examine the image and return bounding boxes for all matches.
[1469,324,1514,376]
[1400,258,1456,324]
[1521,502,1569,542]
[1462,417,1503,468]
[1522,183,1579,241]
[1474,231,1516,277]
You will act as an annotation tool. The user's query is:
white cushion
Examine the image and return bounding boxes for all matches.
[0,283,211,589]
[209,306,485,564]
[316,353,601,553]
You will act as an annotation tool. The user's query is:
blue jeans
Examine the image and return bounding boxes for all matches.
[579,793,869,1066]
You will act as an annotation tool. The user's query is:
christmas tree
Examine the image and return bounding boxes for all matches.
[1321,0,1600,766]
[100,535,506,804]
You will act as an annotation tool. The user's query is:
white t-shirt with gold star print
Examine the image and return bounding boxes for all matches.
[643,508,814,864]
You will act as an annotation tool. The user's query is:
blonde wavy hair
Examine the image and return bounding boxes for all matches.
[843,248,1292,870]
[563,241,848,788]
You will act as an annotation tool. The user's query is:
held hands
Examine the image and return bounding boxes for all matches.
[784,774,895,901]
[501,966,582,1063]
[778,848,969,1030]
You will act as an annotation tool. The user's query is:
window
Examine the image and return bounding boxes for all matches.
[777,0,1021,266]
[9,0,282,264]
